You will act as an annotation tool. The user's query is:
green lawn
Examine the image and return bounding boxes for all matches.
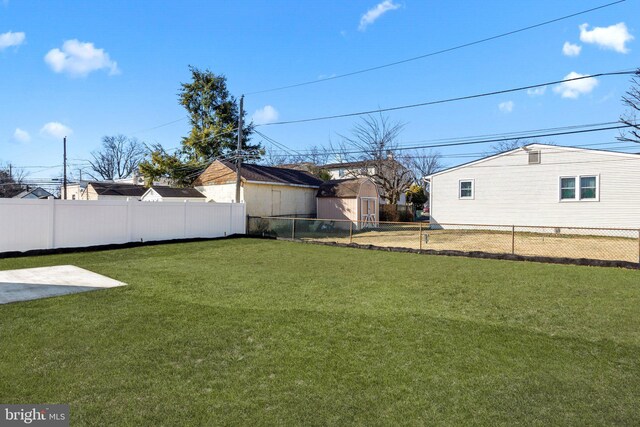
[1,239,639,426]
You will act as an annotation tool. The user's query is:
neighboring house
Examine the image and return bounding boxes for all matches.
[141,187,206,202]
[82,182,148,201]
[114,171,172,187]
[13,187,54,199]
[427,144,640,229]
[63,181,90,200]
[193,160,324,217]
[316,178,380,229]
[321,159,409,205]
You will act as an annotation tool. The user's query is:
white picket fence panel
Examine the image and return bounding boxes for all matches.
[0,199,246,253]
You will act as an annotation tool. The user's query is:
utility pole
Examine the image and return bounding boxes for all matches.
[8,163,12,180]
[63,136,67,200]
[235,95,244,203]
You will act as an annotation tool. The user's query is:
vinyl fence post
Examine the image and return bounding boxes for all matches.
[349,221,353,244]
[291,218,295,240]
[419,222,423,251]
[511,225,515,255]
[48,196,56,249]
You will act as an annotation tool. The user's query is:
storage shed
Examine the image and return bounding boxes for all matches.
[316,178,379,229]
[140,187,206,202]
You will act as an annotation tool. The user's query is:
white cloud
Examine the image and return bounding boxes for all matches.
[13,128,30,143]
[553,72,598,99]
[579,22,634,53]
[252,105,279,125]
[0,31,25,50]
[44,39,119,77]
[359,0,400,31]
[498,101,514,113]
[527,86,547,97]
[40,122,73,139]
[562,42,581,57]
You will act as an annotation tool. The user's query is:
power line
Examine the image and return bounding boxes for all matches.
[262,124,633,157]
[265,121,623,154]
[246,0,626,95]
[258,71,637,126]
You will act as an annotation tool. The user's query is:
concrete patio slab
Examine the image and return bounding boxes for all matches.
[0,265,126,304]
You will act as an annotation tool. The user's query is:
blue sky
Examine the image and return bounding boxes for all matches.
[1,0,638,180]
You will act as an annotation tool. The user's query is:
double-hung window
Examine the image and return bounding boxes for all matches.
[459,180,474,199]
[559,175,598,201]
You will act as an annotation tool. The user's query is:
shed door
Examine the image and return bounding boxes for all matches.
[360,197,377,227]
[271,190,281,216]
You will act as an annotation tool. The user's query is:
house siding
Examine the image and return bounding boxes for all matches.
[243,183,317,217]
[196,182,317,217]
[430,145,640,229]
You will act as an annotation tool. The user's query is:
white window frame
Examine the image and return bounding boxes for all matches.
[459,179,475,200]
[558,175,599,202]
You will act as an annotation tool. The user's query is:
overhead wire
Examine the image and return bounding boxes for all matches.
[245,0,626,95]
[258,71,637,126]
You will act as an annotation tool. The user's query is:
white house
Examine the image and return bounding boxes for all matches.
[141,187,206,202]
[193,160,324,217]
[427,144,640,229]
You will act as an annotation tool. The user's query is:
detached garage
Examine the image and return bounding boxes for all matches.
[316,178,379,229]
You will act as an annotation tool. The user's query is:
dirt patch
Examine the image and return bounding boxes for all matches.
[300,229,639,263]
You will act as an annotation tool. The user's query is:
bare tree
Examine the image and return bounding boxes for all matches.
[0,163,27,198]
[409,149,444,186]
[88,135,146,181]
[335,114,413,204]
[618,69,640,144]
[487,139,527,155]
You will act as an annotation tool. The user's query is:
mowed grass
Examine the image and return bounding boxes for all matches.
[1,239,639,426]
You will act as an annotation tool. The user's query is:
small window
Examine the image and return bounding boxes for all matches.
[528,150,541,164]
[580,176,597,199]
[560,177,576,200]
[459,180,474,199]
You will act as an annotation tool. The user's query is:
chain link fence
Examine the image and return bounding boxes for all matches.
[247,217,640,267]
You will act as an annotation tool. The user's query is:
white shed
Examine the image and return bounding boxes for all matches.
[427,144,640,229]
[141,187,206,202]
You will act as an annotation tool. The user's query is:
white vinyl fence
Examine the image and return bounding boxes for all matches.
[0,199,246,253]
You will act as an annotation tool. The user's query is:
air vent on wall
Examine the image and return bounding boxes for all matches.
[528,150,541,164]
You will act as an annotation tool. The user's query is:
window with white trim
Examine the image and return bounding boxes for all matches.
[559,175,598,201]
[459,180,474,199]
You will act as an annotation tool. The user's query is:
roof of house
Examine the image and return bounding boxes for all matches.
[149,187,205,198]
[427,143,640,178]
[317,178,372,198]
[194,160,324,187]
[13,187,54,199]
[88,182,148,197]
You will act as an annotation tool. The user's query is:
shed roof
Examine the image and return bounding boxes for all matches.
[194,160,323,187]
[89,182,148,197]
[150,187,205,198]
[317,178,372,198]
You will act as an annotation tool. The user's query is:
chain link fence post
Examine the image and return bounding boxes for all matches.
[291,218,295,240]
[419,223,423,250]
[349,222,353,244]
[511,225,515,255]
